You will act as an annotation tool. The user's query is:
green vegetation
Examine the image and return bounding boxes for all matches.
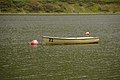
[0,0,120,14]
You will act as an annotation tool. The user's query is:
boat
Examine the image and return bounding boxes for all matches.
[42,36,99,45]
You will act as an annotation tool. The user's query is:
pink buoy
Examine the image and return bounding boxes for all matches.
[31,40,39,45]
[85,32,90,36]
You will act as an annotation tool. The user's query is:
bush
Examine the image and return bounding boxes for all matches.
[27,0,43,12]
[99,6,109,12]
[67,0,76,4]
[42,4,64,12]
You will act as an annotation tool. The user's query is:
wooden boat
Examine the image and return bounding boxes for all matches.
[42,36,99,45]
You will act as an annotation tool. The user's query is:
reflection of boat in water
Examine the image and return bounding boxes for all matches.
[42,36,99,45]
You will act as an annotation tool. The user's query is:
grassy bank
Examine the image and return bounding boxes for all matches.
[0,13,120,15]
[0,0,120,14]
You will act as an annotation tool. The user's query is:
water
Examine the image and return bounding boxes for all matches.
[0,14,120,80]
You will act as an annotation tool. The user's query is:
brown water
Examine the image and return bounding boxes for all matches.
[0,14,120,80]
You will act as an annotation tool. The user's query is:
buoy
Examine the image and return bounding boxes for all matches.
[31,40,39,45]
[85,32,90,36]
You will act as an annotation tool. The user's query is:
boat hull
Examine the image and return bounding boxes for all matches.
[42,36,99,45]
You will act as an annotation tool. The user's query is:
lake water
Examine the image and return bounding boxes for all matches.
[0,14,120,80]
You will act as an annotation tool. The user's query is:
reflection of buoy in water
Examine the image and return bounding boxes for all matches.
[85,32,90,36]
[31,40,39,45]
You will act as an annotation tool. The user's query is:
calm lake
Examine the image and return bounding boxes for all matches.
[0,14,120,80]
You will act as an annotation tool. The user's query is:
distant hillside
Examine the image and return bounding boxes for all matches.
[0,0,120,14]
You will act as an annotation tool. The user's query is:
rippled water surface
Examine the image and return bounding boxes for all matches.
[0,14,120,80]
